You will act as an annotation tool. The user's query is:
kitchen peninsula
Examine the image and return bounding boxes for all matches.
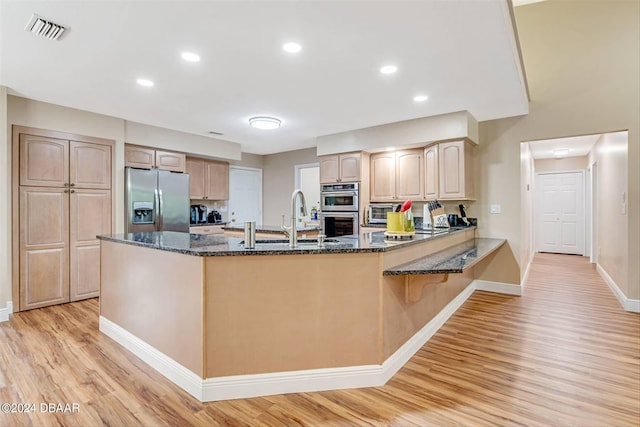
[98,228,509,402]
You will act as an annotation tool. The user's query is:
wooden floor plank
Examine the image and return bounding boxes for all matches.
[0,253,638,426]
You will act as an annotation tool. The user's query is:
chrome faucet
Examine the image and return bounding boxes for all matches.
[281,189,308,248]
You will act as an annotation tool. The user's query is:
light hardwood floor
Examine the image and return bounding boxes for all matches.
[1,253,638,426]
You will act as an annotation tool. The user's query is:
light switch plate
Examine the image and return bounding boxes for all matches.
[490,204,502,214]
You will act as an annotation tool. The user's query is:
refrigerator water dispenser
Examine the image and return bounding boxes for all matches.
[132,201,154,224]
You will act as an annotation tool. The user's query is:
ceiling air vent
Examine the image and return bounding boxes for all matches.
[24,14,67,41]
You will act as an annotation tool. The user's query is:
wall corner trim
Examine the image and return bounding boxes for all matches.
[0,301,13,323]
[597,265,640,313]
[98,281,519,402]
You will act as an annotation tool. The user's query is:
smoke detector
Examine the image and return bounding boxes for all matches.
[25,14,67,41]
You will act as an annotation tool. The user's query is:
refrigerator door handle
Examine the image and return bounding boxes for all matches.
[154,188,161,230]
[158,188,164,230]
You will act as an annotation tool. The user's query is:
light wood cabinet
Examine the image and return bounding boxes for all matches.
[319,153,362,183]
[370,152,396,201]
[370,149,423,201]
[124,145,155,169]
[125,145,185,172]
[14,126,114,311]
[438,140,475,200]
[19,134,69,187]
[185,157,229,200]
[396,150,424,200]
[19,187,70,310]
[155,150,186,173]
[424,144,439,199]
[70,141,112,189]
[69,189,112,301]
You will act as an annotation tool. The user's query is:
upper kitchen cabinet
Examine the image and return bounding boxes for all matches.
[70,141,112,189]
[186,157,229,200]
[370,152,396,201]
[437,140,475,200]
[319,152,363,183]
[124,145,155,169]
[424,144,439,199]
[396,150,424,200]
[125,145,186,173]
[370,149,424,202]
[20,135,111,190]
[19,134,69,187]
[155,150,186,173]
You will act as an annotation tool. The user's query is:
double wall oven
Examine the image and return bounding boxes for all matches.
[319,183,359,237]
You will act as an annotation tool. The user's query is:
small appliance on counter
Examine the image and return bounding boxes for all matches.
[190,204,208,224]
[368,204,401,224]
[207,210,223,224]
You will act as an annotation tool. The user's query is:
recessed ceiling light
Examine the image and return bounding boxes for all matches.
[249,116,281,130]
[553,148,570,157]
[413,95,428,102]
[379,65,398,75]
[282,42,302,53]
[136,78,154,87]
[181,52,201,62]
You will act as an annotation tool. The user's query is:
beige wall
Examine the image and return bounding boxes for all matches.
[589,131,629,296]
[534,156,588,173]
[262,147,318,225]
[479,0,639,299]
[316,111,479,156]
[520,143,534,280]
[0,87,8,311]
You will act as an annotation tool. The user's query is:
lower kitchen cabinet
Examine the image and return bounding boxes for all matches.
[19,187,112,310]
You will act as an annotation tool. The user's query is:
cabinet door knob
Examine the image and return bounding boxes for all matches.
[64,189,70,193]
[64,183,69,187]
[70,190,75,193]
[69,183,75,187]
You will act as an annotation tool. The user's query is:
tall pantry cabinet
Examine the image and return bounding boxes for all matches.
[12,127,114,311]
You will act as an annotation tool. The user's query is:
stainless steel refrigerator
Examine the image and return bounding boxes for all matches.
[125,167,190,233]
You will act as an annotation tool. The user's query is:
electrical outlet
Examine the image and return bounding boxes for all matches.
[490,204,502,214]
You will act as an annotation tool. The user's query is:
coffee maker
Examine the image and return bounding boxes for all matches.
[190,205,207,224]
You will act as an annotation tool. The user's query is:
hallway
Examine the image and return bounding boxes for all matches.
[0,253,638,426]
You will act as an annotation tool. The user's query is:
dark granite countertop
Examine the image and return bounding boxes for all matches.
[383,238,505,275]
[97,227,474,257]
[189,222,226,228]
[222,224,320,234]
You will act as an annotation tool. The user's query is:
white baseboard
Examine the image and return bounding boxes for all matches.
[520,258,533,292]
[0,301,13,323]
[99,280,517,402]
[475,279,522,296]
[99,317,205,400]
[597,265,640,313]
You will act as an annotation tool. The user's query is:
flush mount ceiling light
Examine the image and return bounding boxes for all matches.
[249,116,281,130]
[379,65,398,75]
[25,13,67,41]
[136,78,154,87]
[553,148,570,157]
[282,42,302,53]
[181,51,201,62]
[413,94,428,102]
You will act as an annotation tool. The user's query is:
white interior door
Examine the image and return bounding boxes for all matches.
[535,171,585,255]
[228,167,262,226]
